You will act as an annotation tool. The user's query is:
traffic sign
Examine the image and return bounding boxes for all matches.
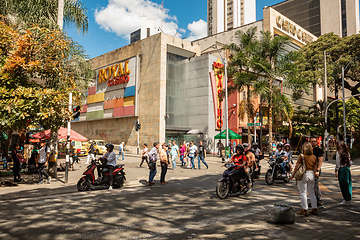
[256,123,261,126]
[247,123,254,126]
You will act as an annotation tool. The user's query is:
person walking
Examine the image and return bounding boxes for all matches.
[139,143,149,167]
[290,142,319,216]
[117,142,125,161]
[160,143,169,184]
[170,140,179,169]
[148,142,159,185]
[11,143,22,182]
[37,141,51,184]
[188,141,197,169]
[197,140,208,170]
[179,143,186,166]
[309,136,323,208]
[85,140,95,164]
[335,141,353,206]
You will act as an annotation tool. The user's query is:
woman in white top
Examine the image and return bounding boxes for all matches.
[139,143,148,167]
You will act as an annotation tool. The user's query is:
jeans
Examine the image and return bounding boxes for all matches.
[180,155,185,166]
[298,171,317,210]
[38,163,49,182]
[160,162,168,183]
[117,151,124,160]
[139,156,148,167]
[86,153,95,164]
[197,155,208,169]
[149,168,157,183]
[314,169,322,203]
[189,156,195,168]
[280,162,287,174]
[107,165,114,187]
[171,155,177,169]
[338,167,352,201]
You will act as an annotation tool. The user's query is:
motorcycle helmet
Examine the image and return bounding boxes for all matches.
[105,143,114,150]
[242,143,251,151]
[277,143,283,149]
[235,144,244,153]
[89,140,93,143]
[284,143,290,149]
[252,142,259,148]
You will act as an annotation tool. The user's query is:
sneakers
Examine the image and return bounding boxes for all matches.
[108,186,113,190]
[309,208,318,215]
[38,181,44,185]
[47,176,51,184]
[297,209,308,216]
[340,200,351,206]
[317,202,324,209]
[148,182,155,186]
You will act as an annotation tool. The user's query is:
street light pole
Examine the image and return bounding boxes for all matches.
[213,45,229,147]
[341,67,346,144]
[324,51,328,161]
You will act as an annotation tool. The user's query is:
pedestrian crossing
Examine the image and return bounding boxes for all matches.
[321,162,360,172]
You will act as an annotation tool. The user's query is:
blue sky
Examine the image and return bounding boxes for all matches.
[64,0,287,59]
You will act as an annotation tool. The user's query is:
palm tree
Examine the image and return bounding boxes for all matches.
[226,27,259,143]
[0,0,88,33]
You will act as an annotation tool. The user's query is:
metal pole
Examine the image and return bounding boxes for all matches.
[341,67,347,144]
[137,120,140,155]
[57,0,64,30]
[66,92,72,183]
[224,57,229,147]
[254,116,257,143]
[324,51,328,161]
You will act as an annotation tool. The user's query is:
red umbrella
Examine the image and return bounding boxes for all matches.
[32,127,87,142]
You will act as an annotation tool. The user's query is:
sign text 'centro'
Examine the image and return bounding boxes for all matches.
[276,15,314,44]
[98,61,131,86]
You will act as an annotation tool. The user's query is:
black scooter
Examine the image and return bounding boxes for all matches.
[265,153,291,185]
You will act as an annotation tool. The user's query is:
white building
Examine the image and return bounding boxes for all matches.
[207,0,256,36]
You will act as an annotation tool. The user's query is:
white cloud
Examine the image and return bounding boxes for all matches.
[95,0,183,39]
[186,19,207,41]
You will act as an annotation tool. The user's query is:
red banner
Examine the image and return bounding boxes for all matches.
[210,59,224,130]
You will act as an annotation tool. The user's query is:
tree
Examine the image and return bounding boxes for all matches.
[226,27,307,149]
[0,0,88,33]
[0,20,92,174]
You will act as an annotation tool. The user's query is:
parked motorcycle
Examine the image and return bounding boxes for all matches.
[216,163,253,199]
[77,158,126,191]
[265,154,290,185]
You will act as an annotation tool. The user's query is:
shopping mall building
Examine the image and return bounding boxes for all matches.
[72,7,318,152]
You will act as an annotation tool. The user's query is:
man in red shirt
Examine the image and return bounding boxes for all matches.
[227,145,249,186]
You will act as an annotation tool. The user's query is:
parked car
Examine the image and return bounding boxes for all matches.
[81,140,107,156]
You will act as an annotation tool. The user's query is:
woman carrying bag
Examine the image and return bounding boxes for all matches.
[290,142,319,216]
[335,141,352,206]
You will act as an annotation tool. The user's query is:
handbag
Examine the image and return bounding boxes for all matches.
[294,154,306,180]
[148,162,156,171]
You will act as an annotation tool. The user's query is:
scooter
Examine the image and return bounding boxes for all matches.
[77,158,126,191]
[216,163,253,199]
[265,154,291,185]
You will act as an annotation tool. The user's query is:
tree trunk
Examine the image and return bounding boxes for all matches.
[335,82,340,140]
[48,127,59,178]
[247,86,251,144]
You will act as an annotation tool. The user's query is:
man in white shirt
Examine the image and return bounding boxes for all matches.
[37,141,51,184]
[117,142,125,161]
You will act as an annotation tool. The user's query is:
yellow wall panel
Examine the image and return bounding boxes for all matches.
[87,92,105,104]
[123,96,135,106]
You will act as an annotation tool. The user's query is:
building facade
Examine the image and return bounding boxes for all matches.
[272,0,360,37]
[207,0,256,36]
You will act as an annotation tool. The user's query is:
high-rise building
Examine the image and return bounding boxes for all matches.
[272,0,360,37]
[207,0,256,36]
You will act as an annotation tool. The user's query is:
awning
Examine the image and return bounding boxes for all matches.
[32,127,87,142]
[214,129,242,139]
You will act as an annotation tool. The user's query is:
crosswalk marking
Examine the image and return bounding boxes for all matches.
[321,162,360,172]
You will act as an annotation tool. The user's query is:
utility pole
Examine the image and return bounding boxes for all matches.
[65,92,72,183]
[57,0,64,30]
[341,67,347,144]
[324,51,328,161]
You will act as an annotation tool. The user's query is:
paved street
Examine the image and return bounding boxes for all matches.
[0,155,359,240]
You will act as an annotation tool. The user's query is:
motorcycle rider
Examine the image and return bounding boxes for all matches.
[225,144,250,189]
[283,143,293,176]
[274,143,287,177]
[100,143,116,190]
[243,143,257,174]
[252,142,262,160]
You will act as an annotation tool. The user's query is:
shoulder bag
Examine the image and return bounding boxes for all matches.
[294,154,306,181]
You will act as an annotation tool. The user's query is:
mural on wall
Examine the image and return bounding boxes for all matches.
[76,56,138,121]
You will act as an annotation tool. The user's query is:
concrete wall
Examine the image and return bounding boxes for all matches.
[320,0,342,36]
[72,33,201,148]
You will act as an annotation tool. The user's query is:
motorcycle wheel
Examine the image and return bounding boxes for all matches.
[216,181,229,199]
[114,176,125,188]
[77,178,91,191]
[265,170,274,185]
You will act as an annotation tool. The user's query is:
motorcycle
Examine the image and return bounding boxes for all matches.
[265,154,290,185]
[216,163,253,199]
[77,158,126,191]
